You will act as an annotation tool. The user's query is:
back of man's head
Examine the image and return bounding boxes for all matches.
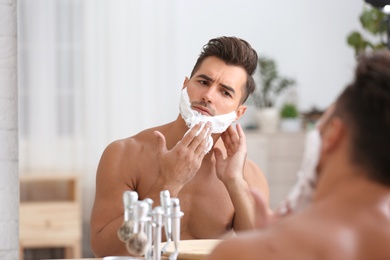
[190,36,258,103]
[335,50,390,185]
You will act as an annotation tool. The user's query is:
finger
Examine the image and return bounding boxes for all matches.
[188,122,211,151]
[193,126,212,158]
[214,146,223,156]
[181,122,205,146]
[235,124,247,153]
[220,126,234,148]
[221,125,239,155]
[250,188,271,229]
[228,125,240,147]
[236,123,246,144]
[154,130,167,154]
[213,147,224,163]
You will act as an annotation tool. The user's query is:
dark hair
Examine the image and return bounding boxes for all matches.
[335,50,390,185]
[190,36,258,103]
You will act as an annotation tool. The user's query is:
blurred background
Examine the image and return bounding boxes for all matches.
[17,0,376,258]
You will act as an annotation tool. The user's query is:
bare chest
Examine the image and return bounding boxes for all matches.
[175,166,235,239]
[135,157,235,239]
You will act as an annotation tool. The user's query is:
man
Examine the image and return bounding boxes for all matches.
[207,50,390,260]
[90,36,269,257]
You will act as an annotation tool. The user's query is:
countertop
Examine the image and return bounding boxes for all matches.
[44,239,221,260]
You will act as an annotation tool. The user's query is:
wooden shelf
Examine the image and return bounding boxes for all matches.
[19,174,82,260]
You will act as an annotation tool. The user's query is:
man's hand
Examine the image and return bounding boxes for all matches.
[214,123,257,230]
[214,123,247,184]
[251,188,275,229]
[153,122,212,195]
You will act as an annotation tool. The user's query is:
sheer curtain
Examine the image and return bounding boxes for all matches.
[19,0,84,171]
[19,0,179,256]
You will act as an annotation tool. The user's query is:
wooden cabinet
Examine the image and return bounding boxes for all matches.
[19,174,82,260]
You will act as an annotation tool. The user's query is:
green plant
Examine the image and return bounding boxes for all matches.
[280,103,299,119]
[252,56,296,108]
[347,5,388,56]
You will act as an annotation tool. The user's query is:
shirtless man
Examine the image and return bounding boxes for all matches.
[90,36,269,257]
[207,50,390,260]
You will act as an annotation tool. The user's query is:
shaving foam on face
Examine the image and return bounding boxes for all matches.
[277,128,321,214]
[179,87,237,153]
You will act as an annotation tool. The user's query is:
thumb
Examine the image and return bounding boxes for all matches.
[251,188,272,229]
[214,147,223,160]
[154,130,167,154]
[213,147,224,164]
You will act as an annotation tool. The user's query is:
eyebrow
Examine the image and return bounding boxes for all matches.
[197,74,236,95]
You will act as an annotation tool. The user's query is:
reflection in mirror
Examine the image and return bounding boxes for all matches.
[18,0,362,258]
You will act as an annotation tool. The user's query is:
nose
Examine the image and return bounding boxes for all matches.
[202,86,217,104]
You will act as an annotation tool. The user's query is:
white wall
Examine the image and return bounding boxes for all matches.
[173,0,362,112]
[0,0,18,258]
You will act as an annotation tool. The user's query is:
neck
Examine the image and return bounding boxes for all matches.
[314,166,390,208]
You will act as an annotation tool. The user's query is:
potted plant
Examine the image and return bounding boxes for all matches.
[347,5,388,55]
[252,56,296,133]
[279,103,301,132]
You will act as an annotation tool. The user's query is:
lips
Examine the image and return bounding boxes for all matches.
[191,105,212,116]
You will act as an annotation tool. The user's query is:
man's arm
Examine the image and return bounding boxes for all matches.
[90,140,137,257]
[214,124,269,231]
[234,159,269,231]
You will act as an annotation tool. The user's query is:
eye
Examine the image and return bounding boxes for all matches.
[199,80,209,85]
[222,90,232,98]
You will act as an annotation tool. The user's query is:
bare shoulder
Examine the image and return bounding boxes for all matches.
[267,210,358,259]
[98,137,142,179]
[207,225,308,260]
[102,128,154,156]
[101,137,139,162]
[209,201,386,260]
[243,158,269,200]
[208,212,340,260]
[97,129,158,185]
[91,128,158,227]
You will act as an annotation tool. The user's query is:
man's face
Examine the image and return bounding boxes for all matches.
[183,56,247,119]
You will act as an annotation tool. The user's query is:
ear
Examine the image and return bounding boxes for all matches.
[235,105,247,121]
[321,117,345,155]
[182,77,189,89]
